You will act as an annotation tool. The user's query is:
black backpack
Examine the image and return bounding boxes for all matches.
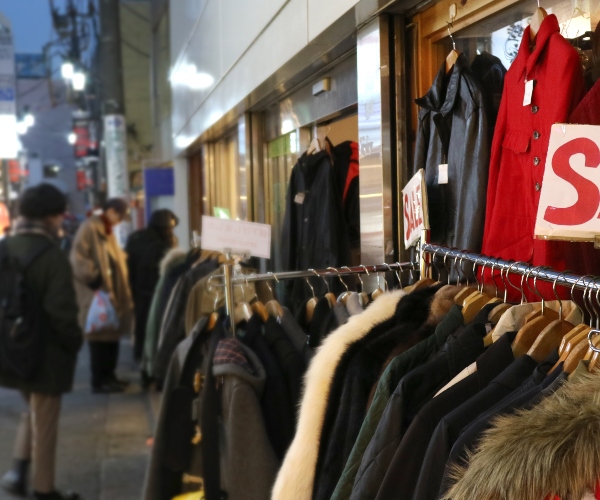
[0,238,52,381]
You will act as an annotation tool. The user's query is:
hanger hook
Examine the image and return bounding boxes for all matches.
[305,275,316,300]
[310,268,329,293]
[328,267,348,292]
[394,263,404,289]
[446,21,456,51]
[489,260,498,298]
[380,264,390,291]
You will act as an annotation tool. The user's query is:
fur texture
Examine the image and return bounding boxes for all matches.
[443,371,600,500]
[159,248,186,276]
[271,290,406,500]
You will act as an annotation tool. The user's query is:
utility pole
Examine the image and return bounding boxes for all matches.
[98,0,124,114]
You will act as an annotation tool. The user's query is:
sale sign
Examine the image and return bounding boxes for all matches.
[535,125,600,241]
[402,169,429,248]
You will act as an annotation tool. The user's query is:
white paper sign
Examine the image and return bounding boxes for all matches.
[201,216,272,258]
[402,169,430,248]
[535,124,600,241]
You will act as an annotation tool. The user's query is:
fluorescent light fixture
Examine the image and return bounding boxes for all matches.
[23,113,34,128]
[170,63,214,90]
[16,121,28,135]
[61,62,74,80]
[175,135,194,149]
[72,72,86,91]
[68,132,77,145]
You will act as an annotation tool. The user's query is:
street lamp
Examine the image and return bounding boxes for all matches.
[23,112,35,128]
[68,132,77,145]
[61,61,74,80]
[72,72,86,91]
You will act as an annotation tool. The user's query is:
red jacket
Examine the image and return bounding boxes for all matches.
[482,14,584,271]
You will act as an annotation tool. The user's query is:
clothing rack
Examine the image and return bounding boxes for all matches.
[420,243,600,353]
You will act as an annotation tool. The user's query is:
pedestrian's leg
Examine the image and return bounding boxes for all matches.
[89,340,104,388]
[108,340,120,381]
[1,393,32,495]
[30,393,62,495]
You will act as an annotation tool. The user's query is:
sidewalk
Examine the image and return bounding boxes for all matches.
[0,342,160,500]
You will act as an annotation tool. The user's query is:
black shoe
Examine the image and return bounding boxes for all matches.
[1,459,29,496]
[32,490,81,500]
[92,381,124,394]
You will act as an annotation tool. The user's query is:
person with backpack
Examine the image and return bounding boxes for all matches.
[70,198,134,393]
[0,184,83,500]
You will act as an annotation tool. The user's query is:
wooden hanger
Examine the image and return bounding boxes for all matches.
[357,267,371,307]
[530,3,548,43]
[445,22,460,73]
[559,324,588,355]
[336,267,353,304]
[305,277,318,323]
[551,326,591,373]
[207,311,219,331]
[371,271,387,301]
[527,318,575,363]
[563,334,593,373]
[311,269,336,308]
[512,314,556,357]
[264,274,284,320]
[588,333,600,372]
[307,137,321,155]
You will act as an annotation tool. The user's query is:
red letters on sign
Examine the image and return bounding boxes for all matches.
[544,138,600,226]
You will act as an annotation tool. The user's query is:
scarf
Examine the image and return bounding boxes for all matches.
[15,217,60,242]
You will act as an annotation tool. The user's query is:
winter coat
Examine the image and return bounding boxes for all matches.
[126,227,173,357]
[70,215,133,341]
[1,232,83,395]
[272,290,407,500]
[280,150,350,313]
[414,53,490,253]
[443,370,600,500]
[312,285,457,500]
[141,248,187,377]
[482,14,585,269]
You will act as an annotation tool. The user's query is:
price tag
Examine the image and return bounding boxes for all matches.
[294,192,305,204]
[438,164,449,184]
[535,124,600,242]
[201,216,272,258]
[402,169,430,249]
[523,79,534,106]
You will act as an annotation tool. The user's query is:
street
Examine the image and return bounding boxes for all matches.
[0,342,158,500]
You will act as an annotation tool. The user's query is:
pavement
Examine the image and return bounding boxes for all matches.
[0,342,161,500]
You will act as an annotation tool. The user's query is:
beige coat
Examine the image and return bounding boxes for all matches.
[70,215,133,342]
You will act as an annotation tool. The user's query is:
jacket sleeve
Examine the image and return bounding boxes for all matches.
[39,248,83,354]
[221,382,279,500]
[70,221,101,287]
[452,86,490,253]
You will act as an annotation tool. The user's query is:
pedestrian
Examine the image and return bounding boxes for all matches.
[0,183,83,500]
[70,198,134,394]
[125,209,179,364]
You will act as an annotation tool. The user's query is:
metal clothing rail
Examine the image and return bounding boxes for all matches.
[420,243,600,353]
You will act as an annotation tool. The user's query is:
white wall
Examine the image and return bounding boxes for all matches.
[169,0,360,154]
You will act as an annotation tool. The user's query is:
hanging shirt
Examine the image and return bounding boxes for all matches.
[482,14,585,270]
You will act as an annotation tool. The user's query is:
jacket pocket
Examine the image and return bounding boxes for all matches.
[502,130,530,153]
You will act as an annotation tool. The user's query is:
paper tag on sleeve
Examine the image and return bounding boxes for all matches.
[294,192,305,204]
[438,164,448,184]
[523,79,534,106]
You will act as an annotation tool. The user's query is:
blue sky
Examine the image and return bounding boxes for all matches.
[0,0,55,54]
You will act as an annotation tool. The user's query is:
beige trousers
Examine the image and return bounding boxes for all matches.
[13,392,62,494]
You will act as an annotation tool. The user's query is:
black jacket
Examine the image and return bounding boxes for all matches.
[281,150,350,313]
[414,53,490,254]
[312,286,441,500]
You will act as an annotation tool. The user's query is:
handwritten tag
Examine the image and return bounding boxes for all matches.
[523,79,534,106]
[201,216,272,259]
[438,164,448,184]
[294,192,305,204]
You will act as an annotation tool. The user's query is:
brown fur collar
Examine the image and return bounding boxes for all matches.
[443,371,600,500]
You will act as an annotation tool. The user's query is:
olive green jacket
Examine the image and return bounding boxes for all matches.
[0,233,83,395]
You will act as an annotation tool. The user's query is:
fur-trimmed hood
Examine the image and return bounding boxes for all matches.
[271,290,407,500]
[443,371,600,500]
[159,248,186,276]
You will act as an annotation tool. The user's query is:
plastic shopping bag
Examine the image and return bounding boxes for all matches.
[85,291,119,335]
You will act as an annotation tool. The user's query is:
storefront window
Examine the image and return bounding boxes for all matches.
[266,131,300,272]
[440,0,599,69]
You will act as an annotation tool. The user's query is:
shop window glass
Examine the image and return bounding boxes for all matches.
[440,0,599,69]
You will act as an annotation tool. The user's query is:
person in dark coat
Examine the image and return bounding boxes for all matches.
[0,184,83,500]
[125,209,178,363]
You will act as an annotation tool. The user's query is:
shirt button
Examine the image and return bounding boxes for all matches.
[535,182,541,191]
[533,156,540,166]
[532,105,539,114]
[533,131,540,140]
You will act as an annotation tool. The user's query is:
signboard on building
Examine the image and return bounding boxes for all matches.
[103,114,129,199]
[0,13,18,159]
[535,124,600,242]
[15,53,46,79]
[402,169,429,248]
